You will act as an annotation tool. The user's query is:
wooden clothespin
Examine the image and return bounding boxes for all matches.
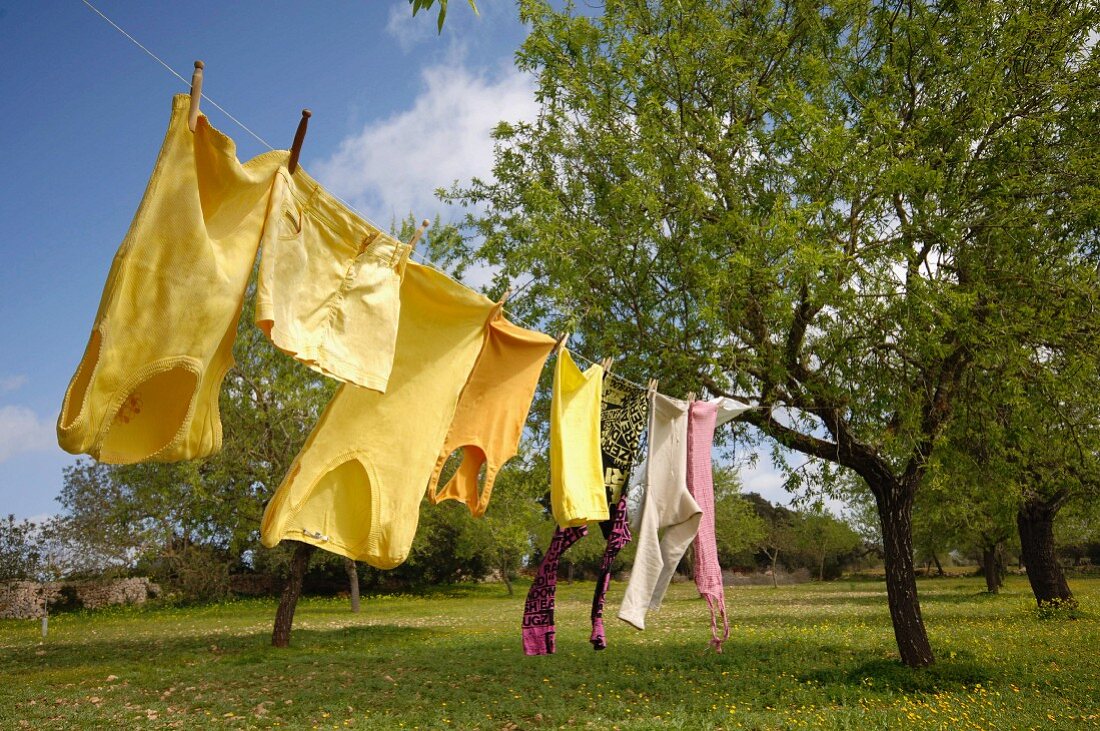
[647,378,659,395]
[553,331,570,355]
[599,356,614,372]
[497,286,513,306]
[687,391,697,403]
[406,219,431,251]
[188,61,204,132]
[287,109,312,174]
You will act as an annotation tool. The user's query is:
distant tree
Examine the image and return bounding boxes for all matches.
[741,495,801,589]
[939,351,1100,605]
[0,515,42,581]
[912,449,1018,593]
[795,509,862,582]
[712,467,766,569]
[52,276,341,628]
[452,457,547,596]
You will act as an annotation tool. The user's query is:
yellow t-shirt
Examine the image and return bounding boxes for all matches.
[550,349,608,528]
[260,262,495,568]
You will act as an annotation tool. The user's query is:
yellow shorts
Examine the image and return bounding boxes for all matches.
[57,95,287,464]
[256,168,410,391]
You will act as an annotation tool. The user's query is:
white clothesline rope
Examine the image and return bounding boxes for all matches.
[78,0,769,408]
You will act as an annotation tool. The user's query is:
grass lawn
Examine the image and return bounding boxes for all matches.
[2,576,1098,729]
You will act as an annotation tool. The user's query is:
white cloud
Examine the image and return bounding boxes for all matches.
[385,1,438,53]
[0,405,54,463]
[738,455,849,514]
[313,61,538,232]
[0,374,27,393]
[739,460,794,506]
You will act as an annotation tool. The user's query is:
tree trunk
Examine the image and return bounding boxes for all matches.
[343,557,360,613]
[877,487,935,667]
[931,552,945,577]
[981,544,1002,594]
[272,541,315,648]
[1017,499,1075,608]
[818,553,825,582]
[500,550,514,596]
[770,549,779,588]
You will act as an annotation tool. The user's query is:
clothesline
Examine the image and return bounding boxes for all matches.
[78,0,771,409]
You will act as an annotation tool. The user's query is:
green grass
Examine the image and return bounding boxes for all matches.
[2,576,1098,729]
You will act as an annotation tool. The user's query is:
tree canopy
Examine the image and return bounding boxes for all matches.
[447,0,1100,665]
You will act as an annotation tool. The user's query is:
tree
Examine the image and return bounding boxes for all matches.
[451,457,548,596]
[1007,374,1099,610]
[740,493,801,587]
[913,444,1019,593]
[795,508,862,582]
[712,467,766,568]
[0,515,43,581]
[343,558,361,613]
[449,0,1100,665]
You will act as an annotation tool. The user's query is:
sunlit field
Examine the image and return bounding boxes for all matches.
[2,576,1097,729]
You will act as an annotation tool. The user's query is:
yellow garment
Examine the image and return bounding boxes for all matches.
[256,167,410,391]
[550,349,608,528]
[427,310,556,517]
[57,95,287,464]
[260,262,495,568]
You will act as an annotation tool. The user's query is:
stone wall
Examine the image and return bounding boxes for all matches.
[71,577,160,610]
[0,581,62,619]
[0,578,160,619]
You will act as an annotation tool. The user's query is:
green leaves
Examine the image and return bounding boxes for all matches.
[448,0,1100,493]
[408,0,480,33]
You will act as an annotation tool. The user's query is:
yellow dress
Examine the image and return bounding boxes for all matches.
[57,95,286,463]
[260,262,495,568]
[550,349,608,528]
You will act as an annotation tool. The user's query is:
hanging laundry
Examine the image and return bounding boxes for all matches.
[589,378,649,650]
[618,392,701,630]
[597,379,650,506]
[521,348,605,655]
[550,349,608,527]
[260,262,495,568]
[625,456,648,535]
[590,495,631,650]
[255,167,411,392]
[426,308,555,517]
[521,525,587,656]
[57,95,287,464]
[687,397,751,652]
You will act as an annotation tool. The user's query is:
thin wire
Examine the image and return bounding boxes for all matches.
[80,0,399,244]
[81,0,274,152]
[79,0,765,407]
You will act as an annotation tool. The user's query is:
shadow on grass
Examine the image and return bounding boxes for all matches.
[0,624,434,673]
[802,654,992,693]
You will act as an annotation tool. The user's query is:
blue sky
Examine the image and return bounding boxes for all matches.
[0,0,796,522]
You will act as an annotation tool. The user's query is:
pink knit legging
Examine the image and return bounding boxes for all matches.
[589,496,631,650]
[521,525,587,655]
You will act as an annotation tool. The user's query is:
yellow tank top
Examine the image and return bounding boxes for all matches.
[550,349,608,528]
[260,262,495,568]
[57,95,286,463]
[427,311,556,517]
